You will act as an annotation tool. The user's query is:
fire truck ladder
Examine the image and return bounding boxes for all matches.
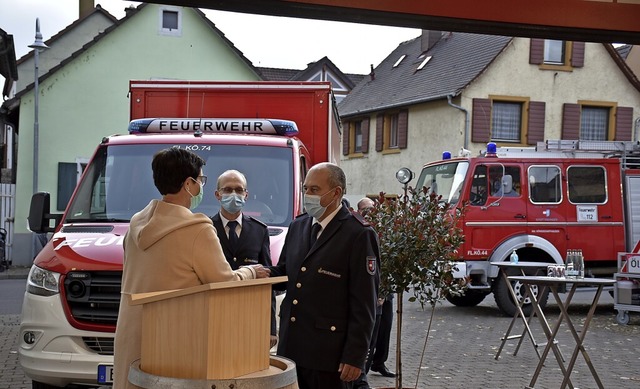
[542,140,640,168]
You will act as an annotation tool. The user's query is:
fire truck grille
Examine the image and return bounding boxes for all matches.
[82,337,115,355]
[64,271,122,326]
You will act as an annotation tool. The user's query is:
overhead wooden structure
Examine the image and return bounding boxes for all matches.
[144,0,640,43]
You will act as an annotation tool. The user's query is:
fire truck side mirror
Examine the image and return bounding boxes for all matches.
[28,192,60,234]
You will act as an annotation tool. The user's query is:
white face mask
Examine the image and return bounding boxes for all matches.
[303,188,336,220]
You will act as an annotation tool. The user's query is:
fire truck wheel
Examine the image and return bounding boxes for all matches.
[445,291,488,307]
[494,274,549,317]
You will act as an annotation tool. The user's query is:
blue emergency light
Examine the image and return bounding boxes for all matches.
[486,142,498,156]
[442,151,452,160]
[128,118,299,136]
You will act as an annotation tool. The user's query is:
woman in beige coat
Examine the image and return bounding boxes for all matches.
[113,147,268,389]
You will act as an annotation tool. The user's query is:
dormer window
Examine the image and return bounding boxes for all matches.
[393,55,406,68]
[159,6,182,36]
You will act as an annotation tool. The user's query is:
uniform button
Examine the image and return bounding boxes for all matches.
[296,282,302,288]
[301,266,307,272]
[293,299,298,305]
[330,326,336,331]
[291,317,296,322]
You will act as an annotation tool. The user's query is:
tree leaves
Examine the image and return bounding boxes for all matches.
[365,186,467,308]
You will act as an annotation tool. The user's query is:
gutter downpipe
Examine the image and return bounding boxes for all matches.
[447,94,469,150]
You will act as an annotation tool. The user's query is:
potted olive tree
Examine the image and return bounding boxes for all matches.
[364,185,467,389]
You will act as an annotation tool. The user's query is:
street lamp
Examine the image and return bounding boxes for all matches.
[396,167,413,201]
[28,18,48,258]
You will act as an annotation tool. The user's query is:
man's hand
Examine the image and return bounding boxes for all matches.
[338,363,361,382]
[269,335,278,349]
[252,264,271,278]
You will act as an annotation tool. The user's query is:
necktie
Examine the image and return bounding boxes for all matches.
[310,223,322,249]
[227,220,239,252]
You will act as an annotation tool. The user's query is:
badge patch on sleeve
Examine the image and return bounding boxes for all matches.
[366,256,377,275]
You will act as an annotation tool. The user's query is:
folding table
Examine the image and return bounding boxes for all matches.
[509,276,616,389]
[493,261,552,360]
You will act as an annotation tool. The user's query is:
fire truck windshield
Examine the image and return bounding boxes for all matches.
[65,144,294,227]
[415,161,469,205]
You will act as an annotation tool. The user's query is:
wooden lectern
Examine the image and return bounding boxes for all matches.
[130,276,287,380]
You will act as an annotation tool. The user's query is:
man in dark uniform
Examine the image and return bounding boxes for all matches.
[270,163,380,389]
[211,169,277,347]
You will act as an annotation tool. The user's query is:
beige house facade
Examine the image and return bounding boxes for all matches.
[339,32,640,200]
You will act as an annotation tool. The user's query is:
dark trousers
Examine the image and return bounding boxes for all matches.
[296,365,353,389]
[371,298,393,368]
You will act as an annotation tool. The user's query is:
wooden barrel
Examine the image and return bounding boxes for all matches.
[129,355,298,389]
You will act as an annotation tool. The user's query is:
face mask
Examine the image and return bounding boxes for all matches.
[304,188,336,220]
[221,193,246,214]
[186,178,204,210]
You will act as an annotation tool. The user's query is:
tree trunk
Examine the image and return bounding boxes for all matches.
[395,291,403,389]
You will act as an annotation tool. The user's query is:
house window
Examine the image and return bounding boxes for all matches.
[354,122,363,153]
[491,101,523,143]
[530,39,584,70]
[580,106,609,141]
[562,102,630,141]
[343,118,369,157]
[375,110,408,152]
[388,114,399,149]
[472,97,545,146]
[544,40,565,64]
[159,7,182,36]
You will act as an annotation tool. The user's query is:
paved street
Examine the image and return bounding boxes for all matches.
[1,269,639,388]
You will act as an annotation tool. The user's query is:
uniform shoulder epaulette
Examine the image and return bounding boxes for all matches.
[295,212,309,219]
[350,210,371,226]
[248,215,268,228]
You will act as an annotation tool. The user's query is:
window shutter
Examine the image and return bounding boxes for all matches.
[571,42,585,68]
[58,163,77,211]
[561,103,581,140]
[361,117,370,153]
[472,98,491,143]
[342,122,350,155]
[530,39,544,65]
[527,101,546,145]
[615,106,633,141]
[398,110,409,149]
[375,114,384,152]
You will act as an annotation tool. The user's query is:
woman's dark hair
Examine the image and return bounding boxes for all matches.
[152,147,205,195]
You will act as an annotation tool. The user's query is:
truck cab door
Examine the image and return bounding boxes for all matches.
[463,163,526,261]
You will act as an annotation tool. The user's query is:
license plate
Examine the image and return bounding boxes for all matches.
[98,364,114,384]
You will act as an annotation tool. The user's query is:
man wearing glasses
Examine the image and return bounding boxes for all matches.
[211,169,277,347]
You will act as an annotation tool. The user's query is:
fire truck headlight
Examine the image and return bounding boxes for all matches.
[26,265,60,296]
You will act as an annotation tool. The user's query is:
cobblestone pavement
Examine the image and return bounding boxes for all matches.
[2,273,640,388]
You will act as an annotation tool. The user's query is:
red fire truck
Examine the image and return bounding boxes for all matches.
[414,140,640,316]
[19,81,340,388]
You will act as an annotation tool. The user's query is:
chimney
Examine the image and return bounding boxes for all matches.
[79,0,94,19]
[369,64,375,81]
[125,5,137,17]
[421,30,443,53]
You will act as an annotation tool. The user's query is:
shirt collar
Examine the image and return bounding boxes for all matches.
[313,204,341,231]
[220,212,243,228]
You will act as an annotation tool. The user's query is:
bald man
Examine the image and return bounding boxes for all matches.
[271,163,380,389]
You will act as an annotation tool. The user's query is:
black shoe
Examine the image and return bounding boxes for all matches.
[370,364,396,378]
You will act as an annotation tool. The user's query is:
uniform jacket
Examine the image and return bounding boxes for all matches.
[271,205,380,372]
[211,212,276,335]
[211,213,271,270]
[114,200,255,389]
